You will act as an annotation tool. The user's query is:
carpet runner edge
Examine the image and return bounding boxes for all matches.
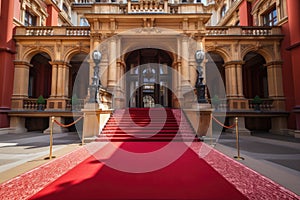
[194,142,300,200]
[0,141,299,200]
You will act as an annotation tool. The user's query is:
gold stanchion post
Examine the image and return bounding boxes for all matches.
[45,116,56,160]
[234,117,244,160]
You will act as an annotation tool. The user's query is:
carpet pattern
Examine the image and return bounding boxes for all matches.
[0,108,299,199]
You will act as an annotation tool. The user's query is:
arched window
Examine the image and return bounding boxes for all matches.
[221,5,227,18]
[62,3,69,14]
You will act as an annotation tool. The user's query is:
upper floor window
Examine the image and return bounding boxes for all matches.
[63,3,69,14]
[80,17,90,26]
[220,5,227,18]
[24,11,37,26]
[263,7,277,26]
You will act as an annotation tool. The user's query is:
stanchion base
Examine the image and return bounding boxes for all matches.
[44,156,56,160]
[234,156,245,160]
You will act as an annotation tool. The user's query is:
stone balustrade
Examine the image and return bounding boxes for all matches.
[23,98,46,110]
[15,27,90,37]
[248,98,274,111]
[16,26,281,37]
[129,0,166,13]
[206,26,281,36]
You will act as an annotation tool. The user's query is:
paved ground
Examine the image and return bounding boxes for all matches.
[0,131,299,196]
[0,132,82,183]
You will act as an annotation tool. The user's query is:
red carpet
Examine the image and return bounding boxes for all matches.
[0,142,299,200]
[29,142,247,200]
[97,108,197,142]
[0,108,299,200]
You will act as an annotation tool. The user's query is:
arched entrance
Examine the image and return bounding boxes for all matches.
[125,48,173,108]
[69,53,89,99]
[243,52,268,98]
[206,52,226,99]
[29,53,52,98]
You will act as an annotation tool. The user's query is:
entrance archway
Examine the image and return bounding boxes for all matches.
[206,52,226,99]
[243,52,268,98]
[29,53,52,98]
[125,48,173,108]
[69,53,89,99]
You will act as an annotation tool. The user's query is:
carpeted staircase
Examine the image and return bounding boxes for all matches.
[97,108,197,142]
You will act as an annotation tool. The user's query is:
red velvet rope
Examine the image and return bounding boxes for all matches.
[212,115,236,129]
[54,116,84,128]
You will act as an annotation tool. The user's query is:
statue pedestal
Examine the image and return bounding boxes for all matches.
[184,104,213,137]
[82,103,113,139]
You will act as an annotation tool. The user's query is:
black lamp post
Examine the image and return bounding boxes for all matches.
[89,50,102,103]
[195,49,207,103]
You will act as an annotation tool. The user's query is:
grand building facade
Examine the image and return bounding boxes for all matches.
[0,0,299,136]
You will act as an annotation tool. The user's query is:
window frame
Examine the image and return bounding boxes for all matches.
[263,6,277,26]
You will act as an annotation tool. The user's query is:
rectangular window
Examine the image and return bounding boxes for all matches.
[24,11,37,26]
[263,8,277,26]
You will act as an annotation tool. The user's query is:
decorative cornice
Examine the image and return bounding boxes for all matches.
[223,60,245,66]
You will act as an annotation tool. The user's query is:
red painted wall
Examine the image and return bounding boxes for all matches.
[13,0,21,22]
[46,5,59,26]
[281,23,296,129]
[239,1,252,26]
[286,0,300,130]
[0,0,15,127]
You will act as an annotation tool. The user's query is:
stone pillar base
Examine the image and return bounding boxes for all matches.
[81,103,113,139]
[46,98,68,110]
[184,106,213,137]
[270,117,288,135]
[228,98,249,110]
[294,130,300,138]
[82,103,101,138]
[9,117,28,133]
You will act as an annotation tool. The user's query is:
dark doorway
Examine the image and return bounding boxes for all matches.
[125,49,173,108]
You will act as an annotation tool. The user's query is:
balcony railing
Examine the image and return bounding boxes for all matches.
[23,98,85,111]
[74,0,94,4]
[206,26,281,36]
[15,27,90,37]
[23,98,47,110]
[16,26,281,37]
[248,98,274,111]
[208,98,274,111]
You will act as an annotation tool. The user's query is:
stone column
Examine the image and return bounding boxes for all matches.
[172,60,180,108]
[265,61,285,110]
[11,61,32,109]
[224,61,248,110]
[48,61,70,109]
[107,36,117,91]
[236,63,244,97]
[181,36,190,88]
[224,62,238,97]
[50,62,58,98]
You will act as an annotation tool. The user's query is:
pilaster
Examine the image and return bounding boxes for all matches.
[107,36,118,91]
[265,61,285,110]
[11,61,32,109]
[224,61,248,110]
[48,61,71,110]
